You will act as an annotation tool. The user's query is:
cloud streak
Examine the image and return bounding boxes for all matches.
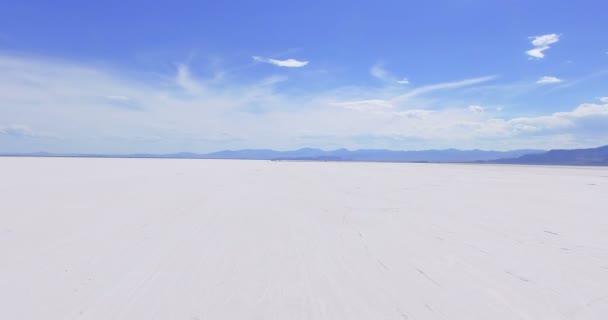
[526,34,560,59]
[332,75,496,110]
[536,76,563,84]
[253,56,308,67]
[393,75,497,101]
[370,63,409,85]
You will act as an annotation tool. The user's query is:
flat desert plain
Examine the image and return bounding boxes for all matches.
[1,157,607,319]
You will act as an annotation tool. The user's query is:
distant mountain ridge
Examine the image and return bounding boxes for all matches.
[204,146,608,165]
[4,146,608,165]
[490,145,608,166]
[1,148,543,163]
[202,148,544,162]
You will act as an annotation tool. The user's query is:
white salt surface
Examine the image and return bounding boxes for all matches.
[1,157,607,319]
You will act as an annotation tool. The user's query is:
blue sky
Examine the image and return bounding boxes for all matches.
[1,0,607,153]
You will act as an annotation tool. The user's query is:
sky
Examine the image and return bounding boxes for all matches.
[1,0,607,153]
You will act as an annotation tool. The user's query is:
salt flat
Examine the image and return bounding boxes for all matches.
[0,157,607,319]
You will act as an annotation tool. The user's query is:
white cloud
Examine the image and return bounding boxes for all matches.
[526,34,560,59]
[0,55,292,152]
[1,54,606,152]
[370,64,391,82]
[536,76,563,84]
[329,99,608,148]
[468,105,484,113]
[526,47,550,59]
[599,97,608,103]
[531,34,560,47]
[332,76,496,114]
[490,101,608,134]
[566,102,608,117]
[176,64,204,94]
[370,63,409,85]
[394,75,497,102]
[253,56,308,68]
[390,110,433,119]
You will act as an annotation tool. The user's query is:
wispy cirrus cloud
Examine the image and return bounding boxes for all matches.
[333,75,497,111]
[370,63,409,85]
[1,54,606,153]
[252,56,308,67]
[536,76,563,84]
[176,63,205,94]
[526,34,560,59]
[394,75,497,101]
[370,64,391,82]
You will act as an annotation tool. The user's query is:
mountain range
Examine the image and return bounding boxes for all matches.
[200,148,543,162]
[1,148,543,162]
[2,145,608,165]
[489,145,608,166]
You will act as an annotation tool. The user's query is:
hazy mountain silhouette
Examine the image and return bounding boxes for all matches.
[491,145,608,166]
[1,148,544,162]
[203,148,544,162]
